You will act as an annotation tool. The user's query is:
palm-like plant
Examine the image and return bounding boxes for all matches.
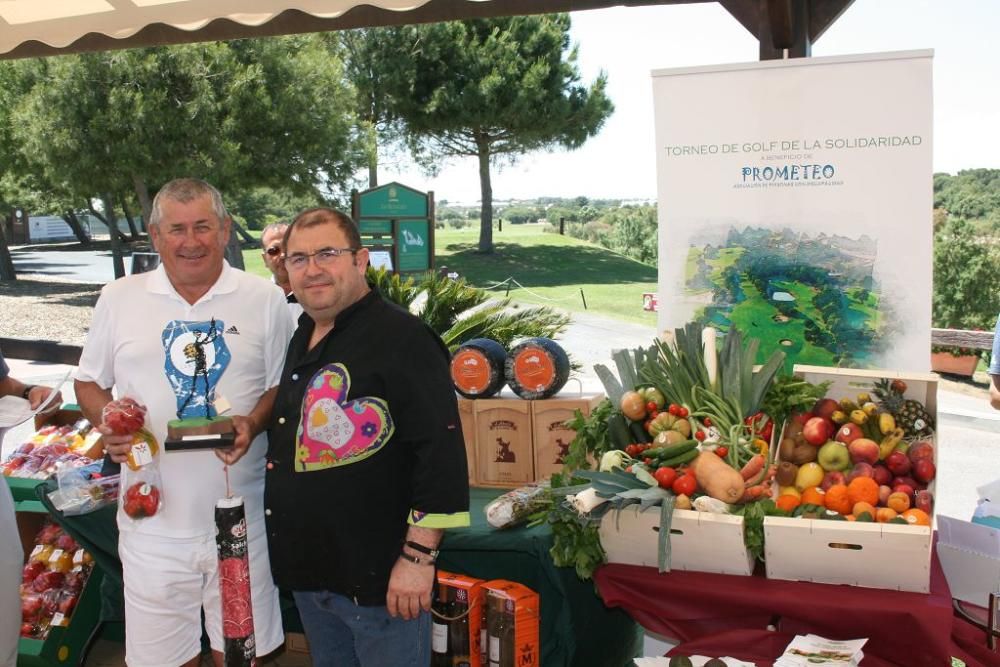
[367,267,570,352]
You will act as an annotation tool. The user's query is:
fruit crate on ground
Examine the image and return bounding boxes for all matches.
[765,365,938,593]
[600,507,754,576]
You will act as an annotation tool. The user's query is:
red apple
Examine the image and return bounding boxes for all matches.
[20,622,34,638]
[914,490,934,514]
[872,464,892,486]
[893,483,915,500]
[847,438,879,465]
[913,459,936,484]
[22,560,46,584]
[812,398,840,421]
[57,591,79,616]
[835,423,864,445]
[885,450,911,477]
[908,441,935,465]
[803,417,832,446]
[892,476,919,491]
[31,570,64,593]
[820,471,847,491]
[846,462,874,483]
[878,485,893,505]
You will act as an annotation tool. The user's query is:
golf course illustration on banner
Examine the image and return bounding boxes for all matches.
[684,226,887,369]
[652,51,933,372]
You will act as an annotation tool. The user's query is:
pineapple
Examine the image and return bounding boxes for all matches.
[872,378,934,437]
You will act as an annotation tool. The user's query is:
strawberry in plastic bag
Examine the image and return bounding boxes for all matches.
[102,398,146,435]
[102,397,161,471]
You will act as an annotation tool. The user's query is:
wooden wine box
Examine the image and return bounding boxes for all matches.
[764,365,938,593]
[530,392,603,481]
[456,397,477,486]
[474,395,533,487]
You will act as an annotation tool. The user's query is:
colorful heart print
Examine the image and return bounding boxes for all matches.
[296,363,394,471]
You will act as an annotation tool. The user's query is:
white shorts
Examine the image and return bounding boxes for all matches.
[119,523,283,667]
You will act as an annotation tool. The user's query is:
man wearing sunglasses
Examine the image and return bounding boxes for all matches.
[264,208,469,667]
[260,222,303,321]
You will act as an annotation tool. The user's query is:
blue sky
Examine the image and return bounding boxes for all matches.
[375,0,1000,204]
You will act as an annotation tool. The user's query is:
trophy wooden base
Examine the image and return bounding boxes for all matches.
[164,416,236,451]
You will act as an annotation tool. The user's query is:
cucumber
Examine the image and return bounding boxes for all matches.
[656,449,698,468]
[606,412,632,450]
[628,419,652,444]
[645,440,698,462]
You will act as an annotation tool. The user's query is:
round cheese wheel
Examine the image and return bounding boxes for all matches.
[505,337,570,400]
[450,338,507,399]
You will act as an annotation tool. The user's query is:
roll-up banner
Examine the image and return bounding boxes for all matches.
[652,51,933,372]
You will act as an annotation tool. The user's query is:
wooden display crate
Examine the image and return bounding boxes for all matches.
[600,507,754,576]
[474,396,533,487]
[530,392,603,481]
[764,365,938,593]
[457,398,477,486]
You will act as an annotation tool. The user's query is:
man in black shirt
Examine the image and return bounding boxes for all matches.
[264,208,469,666]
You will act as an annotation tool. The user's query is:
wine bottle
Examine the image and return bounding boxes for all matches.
[431,584,452,667]
[450,588,471,667]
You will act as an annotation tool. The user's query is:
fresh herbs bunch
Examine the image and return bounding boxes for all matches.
[561,398,614,473]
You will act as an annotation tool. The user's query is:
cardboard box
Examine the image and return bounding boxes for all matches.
[530,392,603,481]
[437,570,485,667]
[600,507,754,576]
[482,581,539,667]
[457,397,477,486]
[936,514,1000,608]
[474,397,533,487]
[764,365,938,593]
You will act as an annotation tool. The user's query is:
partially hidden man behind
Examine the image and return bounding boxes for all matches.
[990,312,1000,410]
[260,221,304,321]
[265,208,470,667]
[74,178,293,667]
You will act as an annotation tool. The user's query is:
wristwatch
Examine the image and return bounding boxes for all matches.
[21,384,36,400]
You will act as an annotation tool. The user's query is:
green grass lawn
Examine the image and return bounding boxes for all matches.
[435,223,658,325]
[239,222,659,324]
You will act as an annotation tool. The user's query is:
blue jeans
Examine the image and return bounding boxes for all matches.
[292,591,430,667]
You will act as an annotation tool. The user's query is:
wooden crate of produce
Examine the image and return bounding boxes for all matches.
[530,392,603,481]
[600,507,754,576]
[474,396,533,487]
[764,366,938,593]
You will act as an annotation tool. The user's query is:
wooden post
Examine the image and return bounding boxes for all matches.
[560,217,565,235]
[498,217,503,232]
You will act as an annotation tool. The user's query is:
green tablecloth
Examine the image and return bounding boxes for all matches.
[37,483,640,666]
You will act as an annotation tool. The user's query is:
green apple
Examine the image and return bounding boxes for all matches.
[817,441,851,472]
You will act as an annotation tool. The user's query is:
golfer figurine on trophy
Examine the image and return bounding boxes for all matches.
[162,317,236,451]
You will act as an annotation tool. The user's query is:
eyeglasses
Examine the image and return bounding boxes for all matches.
[283,247,358,271]
[264,246,282,257]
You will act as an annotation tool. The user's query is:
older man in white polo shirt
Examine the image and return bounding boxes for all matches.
[75,178,293,667]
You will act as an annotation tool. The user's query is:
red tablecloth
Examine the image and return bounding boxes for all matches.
[594,549,997,667]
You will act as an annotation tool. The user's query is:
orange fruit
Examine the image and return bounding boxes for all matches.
[886,492,911,513]
[852,501,876,517]
[824,484,852,515]
[845,514,857,521]
[900,508,931,526]
[847,477,879,507]
[800,487,825,506]
[875,507,898,523]
[776,494,801,512]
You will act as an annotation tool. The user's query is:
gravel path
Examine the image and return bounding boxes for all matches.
[0,275,101,346]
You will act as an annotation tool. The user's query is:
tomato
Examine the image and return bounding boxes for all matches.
[653,467,677,490]
[694,430,706,441]
[677,406,689,418]
[643,457,653,465]
[703,417,712,427]
[645,401,658,414]
[672,474,697,496]
[715,446,729,458]
[668,404,680,416]
[648,409,660,420]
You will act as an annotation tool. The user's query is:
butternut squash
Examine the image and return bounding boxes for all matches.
[690,451,744,503]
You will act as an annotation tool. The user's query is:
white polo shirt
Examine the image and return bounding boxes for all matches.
[77,262,293,538]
